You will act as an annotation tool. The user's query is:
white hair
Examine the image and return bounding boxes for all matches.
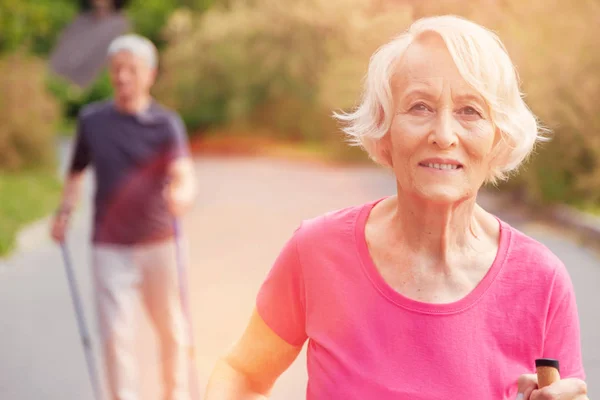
[107,34,158,69]
[334,15,547,183]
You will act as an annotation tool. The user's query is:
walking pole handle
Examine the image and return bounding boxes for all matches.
[535,358,560,388]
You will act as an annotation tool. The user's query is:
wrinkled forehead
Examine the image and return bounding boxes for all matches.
[392,45,472,94]
[392,35,485,101]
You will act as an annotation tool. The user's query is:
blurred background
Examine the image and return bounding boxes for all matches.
[1,0,599,255]
[0,1,598,399]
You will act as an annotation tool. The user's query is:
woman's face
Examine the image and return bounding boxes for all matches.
[383,33,498,204]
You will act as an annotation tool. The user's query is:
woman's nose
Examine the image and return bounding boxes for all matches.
[429,110,457,149]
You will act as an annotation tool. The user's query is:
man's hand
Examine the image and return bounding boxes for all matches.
[517,374,588,400]
[164,183,195,217]
[165,157,196,217]
[51,208,71,243]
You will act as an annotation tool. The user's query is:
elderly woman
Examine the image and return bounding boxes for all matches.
[205,15,588,400]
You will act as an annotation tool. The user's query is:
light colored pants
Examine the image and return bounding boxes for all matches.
[92,240,190,400]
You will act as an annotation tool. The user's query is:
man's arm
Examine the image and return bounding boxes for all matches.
[50,117,91,242]
[58,171,86,213]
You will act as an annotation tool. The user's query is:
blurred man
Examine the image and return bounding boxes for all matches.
[51,34,196,400]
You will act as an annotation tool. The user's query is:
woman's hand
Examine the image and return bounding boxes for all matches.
[517,374,588,400]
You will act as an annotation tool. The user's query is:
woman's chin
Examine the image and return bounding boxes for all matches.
[413,185,472,205]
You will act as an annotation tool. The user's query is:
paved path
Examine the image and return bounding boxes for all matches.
[0,154,598,399]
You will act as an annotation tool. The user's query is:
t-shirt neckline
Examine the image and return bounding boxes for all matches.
[354,197,512,315]
[109,98,158,121]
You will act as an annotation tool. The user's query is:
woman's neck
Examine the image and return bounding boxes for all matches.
[383,192,490,266]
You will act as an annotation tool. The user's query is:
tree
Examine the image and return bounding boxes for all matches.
[0,0,78,55]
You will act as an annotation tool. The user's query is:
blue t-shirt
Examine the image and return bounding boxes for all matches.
[70,100,190,244]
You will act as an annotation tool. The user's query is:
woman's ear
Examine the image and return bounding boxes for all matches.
[487,128,512,177]
[376,132,393,167]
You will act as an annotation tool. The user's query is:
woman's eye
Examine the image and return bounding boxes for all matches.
[459,106,482,117]
[410,103,431,112]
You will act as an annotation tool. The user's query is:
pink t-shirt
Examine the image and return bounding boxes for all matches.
[256,199,585,399]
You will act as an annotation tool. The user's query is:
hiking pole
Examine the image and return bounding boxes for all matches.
[60,241,101,400]
[173,219,201,399]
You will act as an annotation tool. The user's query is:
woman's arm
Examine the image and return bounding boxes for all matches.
[205,308,304,399]
[518,257,588,399]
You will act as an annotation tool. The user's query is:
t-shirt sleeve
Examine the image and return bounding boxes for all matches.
[542,262,585,380]
[69,117,91,173]
[256,225,308,347]
[165,114,191,162]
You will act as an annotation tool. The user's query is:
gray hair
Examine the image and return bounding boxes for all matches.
[334,15,547,184]
[107,34,158,68]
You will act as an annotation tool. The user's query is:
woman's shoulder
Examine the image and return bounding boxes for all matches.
[500,219,568,278]
[293,199,381,245]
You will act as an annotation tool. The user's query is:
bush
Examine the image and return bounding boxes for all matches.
[125,0,219,47]
[477,0,600,208]
[0,52,60,170]
[0,0,78,55]
[155,0,412,138]
[47,70,114,128]
[126,0,180,47]
[154,3,331,133]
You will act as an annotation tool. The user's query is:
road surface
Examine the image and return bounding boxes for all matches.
[0,154,598,399]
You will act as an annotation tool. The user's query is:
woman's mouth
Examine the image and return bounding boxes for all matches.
[420,162,463,170]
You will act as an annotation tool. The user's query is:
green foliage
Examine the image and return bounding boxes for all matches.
[0,0,219,55]
[126,0,179,46]
[47,70,114,126]
[0,169,61,256]
[126,0,218,46]
[0,0,78,55]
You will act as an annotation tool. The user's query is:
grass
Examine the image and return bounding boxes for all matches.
[576,204,600,217]
[0,169,61,256]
